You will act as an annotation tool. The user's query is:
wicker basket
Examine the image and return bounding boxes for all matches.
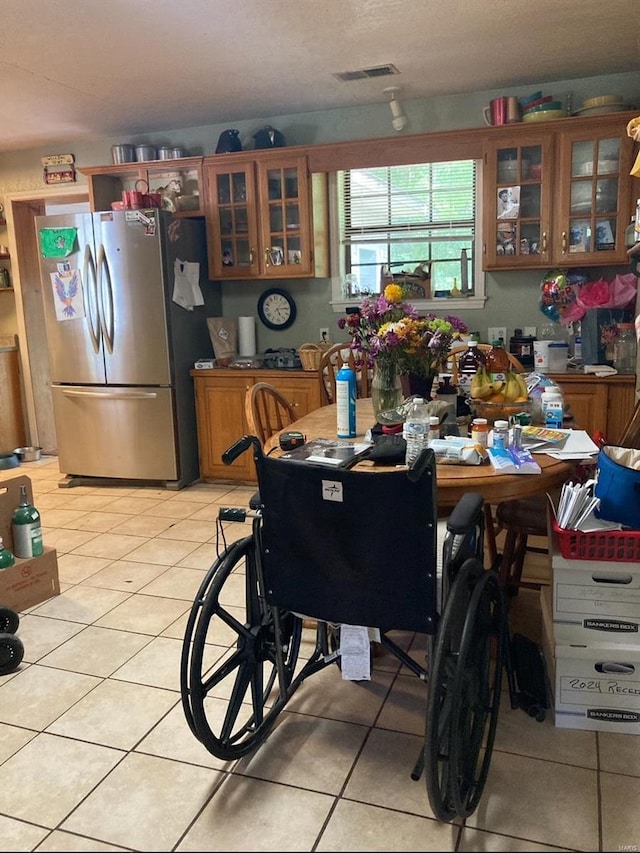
[299,342,329,371]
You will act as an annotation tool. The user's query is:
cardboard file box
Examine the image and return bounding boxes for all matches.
[0,475,59,612]
[580,308,633,365]
[551,549,640,647]
[552,642,640,734]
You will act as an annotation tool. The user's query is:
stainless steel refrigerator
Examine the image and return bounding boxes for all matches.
[35,209,221,488]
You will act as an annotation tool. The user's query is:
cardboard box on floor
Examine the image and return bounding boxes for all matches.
[0,475,59,612]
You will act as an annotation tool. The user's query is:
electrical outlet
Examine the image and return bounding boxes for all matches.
[488,327,507,345]
[524,326,537,337]
[319,328,330,343]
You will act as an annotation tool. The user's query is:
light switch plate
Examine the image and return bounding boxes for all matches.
[524,326,537,337]
[488,327,507,344]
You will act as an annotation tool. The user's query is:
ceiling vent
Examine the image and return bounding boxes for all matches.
[334,64,400,82]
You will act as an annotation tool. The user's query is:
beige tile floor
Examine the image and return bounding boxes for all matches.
[1,457,639,852]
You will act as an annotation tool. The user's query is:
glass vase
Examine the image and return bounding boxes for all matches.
[371,360,403,421]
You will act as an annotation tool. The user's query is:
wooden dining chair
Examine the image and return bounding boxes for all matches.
[318,342,371,405]
[245,382,298,446]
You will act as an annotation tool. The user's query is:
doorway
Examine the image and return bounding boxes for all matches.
[4,186,89,453]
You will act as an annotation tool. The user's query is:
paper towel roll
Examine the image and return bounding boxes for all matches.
[238,316,256,357]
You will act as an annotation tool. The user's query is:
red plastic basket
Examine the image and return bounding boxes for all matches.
[553,519,640,563]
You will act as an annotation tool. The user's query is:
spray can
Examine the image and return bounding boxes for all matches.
[336,362,357,438]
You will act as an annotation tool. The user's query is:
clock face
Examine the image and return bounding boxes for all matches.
[257,288,296,330]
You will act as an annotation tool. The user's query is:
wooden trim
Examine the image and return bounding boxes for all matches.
[307,129,485,172]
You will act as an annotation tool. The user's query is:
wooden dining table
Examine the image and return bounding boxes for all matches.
[264,397,574,510]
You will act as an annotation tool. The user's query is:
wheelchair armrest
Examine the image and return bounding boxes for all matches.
[447,492,484,534]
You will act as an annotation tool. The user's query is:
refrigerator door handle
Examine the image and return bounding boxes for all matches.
[83,244,101,353]
[60,389,160,400]
[96,243,115,354]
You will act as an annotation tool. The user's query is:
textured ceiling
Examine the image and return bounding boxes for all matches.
[0,0,638,153]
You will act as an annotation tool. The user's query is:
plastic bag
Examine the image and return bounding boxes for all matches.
[560,273,637,325]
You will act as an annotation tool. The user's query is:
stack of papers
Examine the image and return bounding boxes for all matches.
[555,480,622,532]
[524,428,600,460]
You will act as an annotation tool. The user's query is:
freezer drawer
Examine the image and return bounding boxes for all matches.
[52,385,179,480]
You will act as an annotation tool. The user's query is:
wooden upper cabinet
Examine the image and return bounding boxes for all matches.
[482,111,639,270]
[202,152,328,280]
[483,130,554,269]
[555,122,635,266]
[79,157,205,216]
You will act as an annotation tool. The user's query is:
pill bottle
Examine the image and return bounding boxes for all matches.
[471,417,488,448]
[493,419,510,449]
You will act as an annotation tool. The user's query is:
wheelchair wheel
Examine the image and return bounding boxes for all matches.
[0,632,24,675]
[448,568,504,818]
[181,534,303,761]
[424,555,506,822]
[0,606,19,635]
[424,558,484,821]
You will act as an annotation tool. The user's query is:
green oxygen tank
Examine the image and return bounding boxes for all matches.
[0,536,15,568]
[11,484,43,559]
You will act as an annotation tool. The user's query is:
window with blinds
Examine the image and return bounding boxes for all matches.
[338,160,479,297]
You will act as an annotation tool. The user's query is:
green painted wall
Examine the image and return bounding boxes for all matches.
[1,70,638,352]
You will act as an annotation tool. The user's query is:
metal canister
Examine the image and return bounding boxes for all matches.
[0,268,10,288]
[111,144,136,164]
[135,145,158,162]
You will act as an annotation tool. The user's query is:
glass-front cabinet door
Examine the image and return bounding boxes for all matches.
[483,133,553,269]
[204,162,260,279]
[555,125,634,266]
[256,155,313,277]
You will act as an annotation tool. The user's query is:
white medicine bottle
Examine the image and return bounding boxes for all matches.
[541,386,563,429]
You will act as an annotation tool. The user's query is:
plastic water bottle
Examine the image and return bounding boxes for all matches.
[336,362,357,438]
[12,484,43,559]
[404,397,430,466]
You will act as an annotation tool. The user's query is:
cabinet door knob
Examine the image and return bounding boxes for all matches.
[561,231,567,253]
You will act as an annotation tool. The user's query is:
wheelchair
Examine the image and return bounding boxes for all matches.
[181,436,508,822]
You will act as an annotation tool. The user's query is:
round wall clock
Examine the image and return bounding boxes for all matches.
[257,288,297,330]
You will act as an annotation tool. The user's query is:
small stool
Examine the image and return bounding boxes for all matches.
[496,494,548,596]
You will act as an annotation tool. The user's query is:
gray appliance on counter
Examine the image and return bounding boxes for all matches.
[35,209,220,488]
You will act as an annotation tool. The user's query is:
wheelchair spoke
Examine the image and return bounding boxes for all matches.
[181,534,302,761]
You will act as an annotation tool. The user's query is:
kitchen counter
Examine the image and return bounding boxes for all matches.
[547,370,636,444]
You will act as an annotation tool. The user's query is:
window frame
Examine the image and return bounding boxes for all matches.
[329,159,486,312]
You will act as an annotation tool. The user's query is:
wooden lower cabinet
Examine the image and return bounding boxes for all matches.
[549,373,636,443]
[191,369,323,482]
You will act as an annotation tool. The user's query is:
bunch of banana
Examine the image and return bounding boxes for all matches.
[470,366,528,403]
